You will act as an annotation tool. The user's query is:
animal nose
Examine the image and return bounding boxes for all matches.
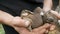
[46,17,54,22]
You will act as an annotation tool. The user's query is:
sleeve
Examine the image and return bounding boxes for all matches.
[28,0,44,3]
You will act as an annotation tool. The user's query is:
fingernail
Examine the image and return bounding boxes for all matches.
[24,20,31,27]
[50,25,55,31]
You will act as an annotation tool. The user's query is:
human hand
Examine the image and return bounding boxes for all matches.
[11,16,31,28]
[0,10,31,27]
[4,14,55,34]
[0,10,55,34]
[13,23,55,34]
[10,16,55,34]
[50,10,60,19]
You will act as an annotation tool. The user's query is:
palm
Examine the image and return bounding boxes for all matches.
[14,23,51,34]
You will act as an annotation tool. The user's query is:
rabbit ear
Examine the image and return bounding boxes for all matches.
[33,7,42,13]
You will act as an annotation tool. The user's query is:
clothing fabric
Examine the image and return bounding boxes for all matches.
[27,0,43,3]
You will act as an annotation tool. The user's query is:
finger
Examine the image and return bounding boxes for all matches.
[14,27,30,34]
[50,25,56,31]
[23,19,31,27]
[39,29,47,34]
[20,17,31,27]
[12,17,26,27]
[50,10,60,19]
[45,30,49,34]
[38,23,51,29]
[33,23,51,31]
[38,23,51,34]
[13,17,30,27]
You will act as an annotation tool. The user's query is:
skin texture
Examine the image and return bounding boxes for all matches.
[0,0,57,34]
[50,10,60,20]
[43,0,52,12]
[0,10,55,34]
[14,23,52,34]
[0,10,30,27]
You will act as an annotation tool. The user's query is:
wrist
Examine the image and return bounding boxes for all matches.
[1,17,14,27]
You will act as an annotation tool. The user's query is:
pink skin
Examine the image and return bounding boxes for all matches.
[0,10,55,34]
[0,0,57,33]
[43,0,52,12]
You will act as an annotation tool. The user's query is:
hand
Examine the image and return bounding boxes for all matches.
[7,16,55,34]
[10,16,31,28]
[13,23,55,34]
[10,16,55,34]
[0,10,55,34]
[50,10,60,19]
[0,10,30,27]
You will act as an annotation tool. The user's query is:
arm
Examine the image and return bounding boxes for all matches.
[0,10,14,26]
[43,0,53,12]
[0,10,30,27]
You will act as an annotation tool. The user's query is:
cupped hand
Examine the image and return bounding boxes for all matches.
[11,16,31,27]
[10,16,55,34]
[13,23,55,34]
